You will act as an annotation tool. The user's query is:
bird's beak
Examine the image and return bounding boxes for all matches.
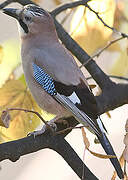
[3,8,21,20]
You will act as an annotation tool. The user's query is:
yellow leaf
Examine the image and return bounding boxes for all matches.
[88,149,116,159]
[70,0,116,55]
[113,1,124,30]
[81,127,90,149]
[53,0,61,5]
[0,39,21,88]
[81,128,116,158]
[0,45,3,64]
[124,175,128,180]
[106,111,111,118]
[0,80,41,142]
[110,50,128,76]
[106,37,121,52]
[89,84,96,89]
[123,0,128,20]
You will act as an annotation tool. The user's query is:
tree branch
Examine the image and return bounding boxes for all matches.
[80,36,125,68]
[51,0,90,17]
[0,0,128,179]
[96,83,128,114]
[0,132,98,180]
[54,19,114,89]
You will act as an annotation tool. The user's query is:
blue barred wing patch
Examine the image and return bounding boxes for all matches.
[32,63,57,96]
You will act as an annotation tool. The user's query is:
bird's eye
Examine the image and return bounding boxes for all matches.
[25,16,31,21]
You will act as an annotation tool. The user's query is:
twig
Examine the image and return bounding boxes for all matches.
[0,0,14,9]
[109,76,128,82]
[80,36,125,68]
[56,125,85,135]
[51,0,128,40]
[86,4,128,38]
[86,75,128,82]
[60,9,72,25]
[51,0,91,17]
[0,0,36,9]
[3,108,54,132]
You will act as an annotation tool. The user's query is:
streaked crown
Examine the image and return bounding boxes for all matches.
[24,4,49,17]
[19,4,50,33]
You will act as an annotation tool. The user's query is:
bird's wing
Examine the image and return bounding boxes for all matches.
[32,62,101,136]
[34,43,89,88]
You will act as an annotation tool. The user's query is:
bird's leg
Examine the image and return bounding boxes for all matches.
[28,116,60,137]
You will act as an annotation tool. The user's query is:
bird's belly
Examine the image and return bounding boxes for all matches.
[21,58,70,118]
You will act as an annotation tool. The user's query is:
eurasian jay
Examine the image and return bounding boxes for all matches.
[3,4,123,178]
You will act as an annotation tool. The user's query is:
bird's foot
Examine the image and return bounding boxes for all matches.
[28,119,57,138]
[28,128,47,138]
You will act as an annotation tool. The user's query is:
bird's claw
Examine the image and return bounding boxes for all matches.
[27,128,46,138]
[27,120,57,138]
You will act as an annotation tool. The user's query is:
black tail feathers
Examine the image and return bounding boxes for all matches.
[97,133,124,179]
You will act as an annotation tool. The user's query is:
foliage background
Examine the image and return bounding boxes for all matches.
[0,0,127,179]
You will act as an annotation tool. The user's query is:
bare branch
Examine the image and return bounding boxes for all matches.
[96,83,128,114]
[51,0,90,17]
[0,0,14,9]
[0,1,128,179]
[87,75,128,82]
[54,19,114,89]
[2,108,54,131]
[80,36,125,68]
[0,132,98,180]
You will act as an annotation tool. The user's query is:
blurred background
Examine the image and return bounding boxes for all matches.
[0,0,128,179]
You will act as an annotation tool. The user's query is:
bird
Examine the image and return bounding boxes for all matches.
[3,4,123,179]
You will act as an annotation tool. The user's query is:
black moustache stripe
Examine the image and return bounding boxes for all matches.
[19,19,28,33]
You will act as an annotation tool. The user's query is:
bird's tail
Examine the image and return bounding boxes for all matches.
[55,93,124,178]
[97,118,124,179]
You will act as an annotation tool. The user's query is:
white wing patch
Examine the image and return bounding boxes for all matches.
[55,93,100,136]
[68,92,81,104]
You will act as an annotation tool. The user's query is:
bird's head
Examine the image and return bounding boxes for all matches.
[3,4,55,37]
